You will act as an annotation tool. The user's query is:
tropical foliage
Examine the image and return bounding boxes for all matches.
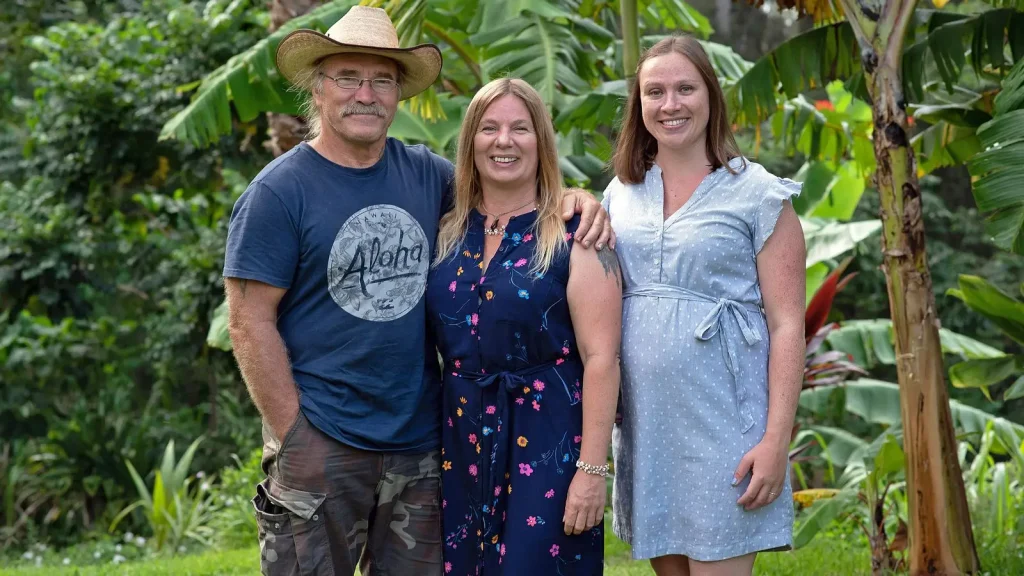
[3,0,1024,573]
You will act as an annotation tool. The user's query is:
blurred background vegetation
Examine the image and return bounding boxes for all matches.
[2,0,1024,573]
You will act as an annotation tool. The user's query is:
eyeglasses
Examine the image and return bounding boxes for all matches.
[320,73,399,94]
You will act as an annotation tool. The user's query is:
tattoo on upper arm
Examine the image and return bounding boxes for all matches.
[596,248,621,288]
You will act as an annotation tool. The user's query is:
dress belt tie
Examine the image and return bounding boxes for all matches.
[453,359,561,536]
[623,284,763,433]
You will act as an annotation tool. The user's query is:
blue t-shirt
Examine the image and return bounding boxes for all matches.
[223,138,453,453]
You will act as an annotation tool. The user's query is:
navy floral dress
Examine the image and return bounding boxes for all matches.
[426,210,603,575]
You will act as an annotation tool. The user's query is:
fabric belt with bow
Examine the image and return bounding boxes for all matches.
[624,283,764,433]
[452,359,561,522]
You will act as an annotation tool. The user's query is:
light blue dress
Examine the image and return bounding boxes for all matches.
[603,158,799,561]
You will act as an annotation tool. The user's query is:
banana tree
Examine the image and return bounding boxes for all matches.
[794,377,1024,564]
[731,1,1024,573]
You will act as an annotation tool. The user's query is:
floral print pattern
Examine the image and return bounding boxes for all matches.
[426,211,602,575]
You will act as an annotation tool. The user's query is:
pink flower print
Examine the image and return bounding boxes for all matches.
[519,463,534,476]
[443,499,447,508]
[445,562,452,573]
[469,464,478,477]
[550,544,560,557]
[514,258,528,268]
[574,390,581,401]
[471,314,479,326]
[471,284,476,291]
[574,435,582,444]
[562,346,570,355]
[448,281,457,293]
[495,486,501,496]
[515,398,525,405]
[532,380,545,392]
[556,358,564,365]
[545,489,555,499]
[501,544,506,556]
[527,516,537,527]
[532,400,541,411]
[447,417,453,427]
[480,275,486,284]
[485,405,496,414]
[523,233,533,242]
[454,360,461,369]
[468,433,477,444]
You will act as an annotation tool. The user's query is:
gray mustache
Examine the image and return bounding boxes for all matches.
[342,103,388,118]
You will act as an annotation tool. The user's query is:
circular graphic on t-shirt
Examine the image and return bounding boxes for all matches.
[327,204,429,321]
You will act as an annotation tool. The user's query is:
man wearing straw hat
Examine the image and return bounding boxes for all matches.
[222,6,612,575]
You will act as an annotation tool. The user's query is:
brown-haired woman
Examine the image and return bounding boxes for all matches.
[604,36,806,575]
[426,78,622,574]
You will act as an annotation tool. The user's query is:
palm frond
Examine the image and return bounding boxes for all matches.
[912,121,983,176]
[474,4,610,104]
[159,0,362,148]
[967,57,1024,254]
[700,41,754,88]
[730,9,1024,128]
[727,22,859,126]
[553,80,628,133]
[904,8,1024,102]
[641,0,713,39]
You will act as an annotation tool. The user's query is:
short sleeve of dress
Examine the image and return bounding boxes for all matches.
[753,176,802,255]
[600,178,616,214]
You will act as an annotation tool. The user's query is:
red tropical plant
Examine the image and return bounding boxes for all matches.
[791,258,868,467]
[804,257,867,388]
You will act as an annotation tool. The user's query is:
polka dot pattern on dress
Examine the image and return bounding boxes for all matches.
[603,158,799,562]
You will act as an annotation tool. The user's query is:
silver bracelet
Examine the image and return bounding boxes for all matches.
[576,460,610,477]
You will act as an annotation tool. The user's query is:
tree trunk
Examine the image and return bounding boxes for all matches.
[837,0,981,573]
[266,0,325,157]
[714,0,732,38]
[620,0,639,86]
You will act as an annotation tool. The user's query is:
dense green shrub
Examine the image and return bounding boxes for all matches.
[0,1,271,546]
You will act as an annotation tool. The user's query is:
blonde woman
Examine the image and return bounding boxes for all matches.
[425,78,622,574]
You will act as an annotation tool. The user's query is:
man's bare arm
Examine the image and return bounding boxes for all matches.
[225,277,299,440]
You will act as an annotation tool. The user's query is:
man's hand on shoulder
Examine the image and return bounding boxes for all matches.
[560,187,615,250]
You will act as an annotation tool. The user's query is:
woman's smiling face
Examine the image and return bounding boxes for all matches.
[639,52,710,153]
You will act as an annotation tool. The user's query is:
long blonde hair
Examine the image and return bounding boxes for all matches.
[434,78,566,275]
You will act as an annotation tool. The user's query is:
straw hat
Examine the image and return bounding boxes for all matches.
[275,6,442,100]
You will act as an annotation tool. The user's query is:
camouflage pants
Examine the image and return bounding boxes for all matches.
[251,412,442,576]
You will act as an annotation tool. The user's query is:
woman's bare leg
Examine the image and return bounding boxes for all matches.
[688,553,757,576]
[650,554,691,576]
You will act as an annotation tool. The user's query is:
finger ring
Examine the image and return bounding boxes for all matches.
[768,491,776,496]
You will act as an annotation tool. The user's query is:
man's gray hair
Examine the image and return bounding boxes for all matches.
[292,62,327,141]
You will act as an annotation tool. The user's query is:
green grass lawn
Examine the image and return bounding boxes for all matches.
[0,530,876,576]
[7,517,1023,576]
